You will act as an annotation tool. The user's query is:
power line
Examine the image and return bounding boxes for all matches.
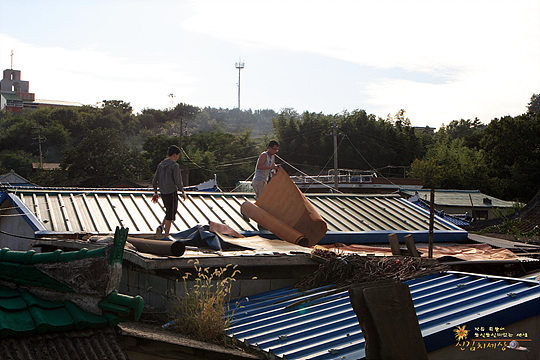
[0,229,38,240]
[276,154,344,194]
[343,135,399,187]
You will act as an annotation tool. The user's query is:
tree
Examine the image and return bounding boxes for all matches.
[143,135,181,176]
[527,93,540,114]
[440,118,485,149]
[183,130,258,188]
[170,103,200,148]
[0,150,35,178]
[480,112,540,202]
[408,137,490,190]
[101,100,133,114]
[389,109,411,128]
[62,128,148,186]
[0,113,38,154]
[41,122,70,162]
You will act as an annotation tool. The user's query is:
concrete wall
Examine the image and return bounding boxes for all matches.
[119,263,315,313]
[1,70,29,92]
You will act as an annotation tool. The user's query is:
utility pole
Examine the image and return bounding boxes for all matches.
[428,189,435,258]
[333,119,339,190]
[33,127,45,169]
[235,59,244,109]
[11,50,14,69]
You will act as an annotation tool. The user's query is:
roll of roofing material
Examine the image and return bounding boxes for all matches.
[126,237,185,257]
[244,167,327,247]
[241,201,307,246]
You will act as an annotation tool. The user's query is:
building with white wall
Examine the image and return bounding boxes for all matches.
[0,68,82,111]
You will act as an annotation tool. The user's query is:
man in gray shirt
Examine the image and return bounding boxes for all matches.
[252,140,280,198]
[152,145,186,238]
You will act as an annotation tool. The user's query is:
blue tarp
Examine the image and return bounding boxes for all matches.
[169,225,223,250]
[169,225,250,251]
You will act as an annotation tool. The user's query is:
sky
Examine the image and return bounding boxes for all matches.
[0,0,539,129]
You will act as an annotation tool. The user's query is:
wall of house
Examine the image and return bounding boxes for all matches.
[437,205,492,220]
[0,200,36,251]
[119,263,316,313]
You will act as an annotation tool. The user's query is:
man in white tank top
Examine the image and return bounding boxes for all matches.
[252,140,280,198]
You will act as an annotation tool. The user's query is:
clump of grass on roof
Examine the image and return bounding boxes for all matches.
[476,211,539,244]
[169,259,240,344]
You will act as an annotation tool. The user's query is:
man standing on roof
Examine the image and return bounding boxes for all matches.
[251,140,280,199]
[152,145,186,238]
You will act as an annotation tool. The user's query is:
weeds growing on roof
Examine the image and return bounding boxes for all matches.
[476,208,540,244]
[169,259,240,345]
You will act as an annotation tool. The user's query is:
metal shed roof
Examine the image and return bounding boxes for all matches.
[226,272,540,360]
[0,93,22,101]
[2,188,467,242]
[0,171,35,187]
[401,189,516,208]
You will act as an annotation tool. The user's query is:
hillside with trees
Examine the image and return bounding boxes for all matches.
[0,94,538,203]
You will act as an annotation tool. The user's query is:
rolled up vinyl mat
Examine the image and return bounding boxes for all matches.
[127,237,186,256]
[240,201,308,246]
[247,167,327,247]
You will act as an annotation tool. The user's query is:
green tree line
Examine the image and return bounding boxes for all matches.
[0,95,538,203]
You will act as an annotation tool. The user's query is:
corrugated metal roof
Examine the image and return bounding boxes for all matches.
[32,99,84,107]
[0,93,22,101]
[401,188,516,208]
[411,200,470,226]
[0,171,35,186]
[226,272,540,360]
[2,188,466,242]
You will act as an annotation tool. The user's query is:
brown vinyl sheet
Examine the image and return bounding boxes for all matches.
[222,235,313,253]
[208,221,245,238]
[241,167,327,247]
[320,243,519,261]
[241,201,307,245]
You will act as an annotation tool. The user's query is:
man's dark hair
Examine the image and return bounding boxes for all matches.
[268,140,279,148]
[168,145,181,156]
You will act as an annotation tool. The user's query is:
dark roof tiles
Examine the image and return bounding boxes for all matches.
[0,327,129,360]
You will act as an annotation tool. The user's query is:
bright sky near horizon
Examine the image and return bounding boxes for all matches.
[1,0,539,129]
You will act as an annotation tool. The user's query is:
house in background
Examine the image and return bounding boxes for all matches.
[0,67,33,112]
[31,163,61,171]
[400,188,518,221]
[1,68,83,112]
[290,169,423,194]
[0,170,36,187]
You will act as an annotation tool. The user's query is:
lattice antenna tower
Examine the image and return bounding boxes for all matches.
[235,59,245,109]
[168,93,175,110]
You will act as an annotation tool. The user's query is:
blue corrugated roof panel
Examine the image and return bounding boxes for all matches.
[411,200,470,226]
[226,272,540,360]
